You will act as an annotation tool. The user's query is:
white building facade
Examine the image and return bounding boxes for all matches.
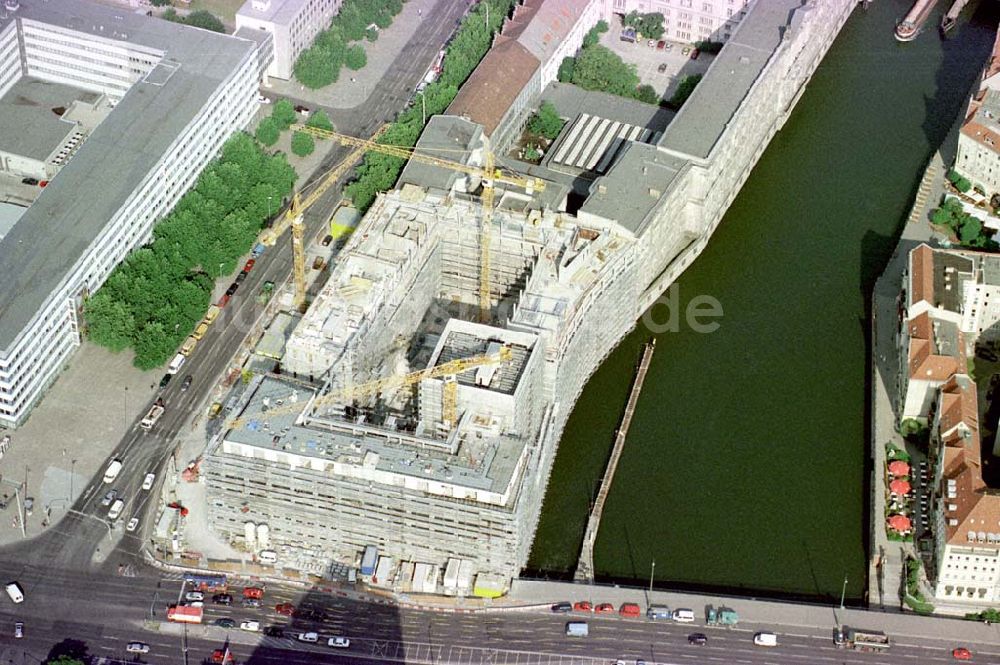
[236,0,343,80]
[0,1,270,426]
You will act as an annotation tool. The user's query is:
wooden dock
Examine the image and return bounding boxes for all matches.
[574,339,656,582]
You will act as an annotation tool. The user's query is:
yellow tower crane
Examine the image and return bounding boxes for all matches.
[260,125,387,309]
[294,125,545,323]
[226,346,513,431]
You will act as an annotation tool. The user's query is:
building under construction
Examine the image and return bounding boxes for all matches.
[204,0,857,592]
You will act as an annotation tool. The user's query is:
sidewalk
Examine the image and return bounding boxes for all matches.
[0,342,160,546]
[867,151,945,610]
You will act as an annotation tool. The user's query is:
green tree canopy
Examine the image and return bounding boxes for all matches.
[557,56,575,83]
[582,20,609,48]
[306,109,334,133]
[527,101,564,140]
[46,658,87,665]
[344,44,368,70]
[255,117,280,146]
[634,84,659,105]
[669,74,703,108]
[271,99,298,130]
[623,11,664,40]
[571,45,640,97]
[294,45,342,89]
[185,10,225,32]
[291,131,316,157]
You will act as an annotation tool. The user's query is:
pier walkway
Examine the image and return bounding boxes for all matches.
[574,339,656,582]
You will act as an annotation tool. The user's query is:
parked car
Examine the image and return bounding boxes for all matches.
[690,48,700,59]
[213,593,233,606]
[658,63,668,73]
[235,272,246,284]
[664,42,673,51]
[244,259,256,272]
[595,603,615,614]
[217,294,230,308]
[656,40,665,50]
[682,47,691,55]
[20,177,39,186]
[551,602,573,613]
[322,234,334,247]
[240,620,261,632]
[312,256,325,270]
[159,373,171,388]
[619,603,641,618]
[953,648,973,661]
[225,283,239,296]
[275,603,295,616]
[647,39,656,48]
[573,601,593,612]
[256,95,271,105]
[125,643,150,654]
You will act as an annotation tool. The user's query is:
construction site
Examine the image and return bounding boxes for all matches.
[195,0,858,596]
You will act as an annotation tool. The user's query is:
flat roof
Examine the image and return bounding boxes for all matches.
[0,78,84,161]
[223,376,525,495]
[657,0,811,159]
[399,116,482,192]
[579,141,687,235]
[0,0,259,351]
[236,0,311,25]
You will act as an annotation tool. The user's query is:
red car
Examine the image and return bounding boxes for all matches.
[242,586,264,600]
[275,602,295,616]
[619,602,641,618]
[595,603,615,614]
[211,650,235,664]
[690,48,700,60]
[953,648,972,661]
[573,601,592,612]
[244,258,256,272]
[217,294,230,307]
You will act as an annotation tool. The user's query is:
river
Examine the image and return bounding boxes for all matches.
[528,0,1000,601]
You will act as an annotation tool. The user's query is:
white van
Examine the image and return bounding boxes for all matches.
[673,608,695,623]
[565,621,589,637]
[753,632,778,647]
[103,460,123,484]
[108,499,125,521]
[5,582,23,603]
[167,352,186,375]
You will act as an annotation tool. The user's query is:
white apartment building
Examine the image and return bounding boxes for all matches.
[0,0,271,427]
[606,0,753,43]
[955,89,1000,199]
[236,0,343,80]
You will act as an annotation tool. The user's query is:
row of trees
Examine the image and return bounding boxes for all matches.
[161,8,225,33]
[931,197,999,251]
[85,134,297,369]
[256,100,335,158]
[293,0,403,88]
[343,0,517,211]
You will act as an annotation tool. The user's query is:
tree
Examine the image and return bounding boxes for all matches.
[947,168,972,193]
[960,217,983,244]
[634,84,659,105]
[255,117,280,146]
[557,56,575,83]
[46,657,87,665]
[291,131,316,157]
[150,0,171,5]
[344,44,368,70]
[582,20,608,49]
[669,74,703,108]
[271,99,298,130]
[527,101,564,140]
[306,109,334,133]
[523,144,541,161]
[294,45,340,89]
[694,40,724,54]
[571,46,640,98]
[185,10,225,33]
[84,293,135,351]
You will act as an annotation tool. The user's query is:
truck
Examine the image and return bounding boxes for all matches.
[834,626,890,652]
[706,606,738,627]
[140,398,165,431]
[166,605,203,624]
[360,545,378,576]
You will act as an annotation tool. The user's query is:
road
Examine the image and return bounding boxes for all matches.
[0,560,996,665]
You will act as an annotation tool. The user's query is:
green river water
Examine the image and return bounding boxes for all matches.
[528,0,1000,601]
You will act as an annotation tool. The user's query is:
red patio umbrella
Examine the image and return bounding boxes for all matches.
[887,514,912,532]
[890,479,912,495]
[888,460,910,476]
